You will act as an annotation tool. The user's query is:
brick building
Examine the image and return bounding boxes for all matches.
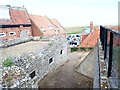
[0,5,32,46]
[0,5,66,47]
[30,15,66,38]
[79,22,100,48]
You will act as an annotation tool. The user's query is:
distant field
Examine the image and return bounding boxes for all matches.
[64,27,84,34]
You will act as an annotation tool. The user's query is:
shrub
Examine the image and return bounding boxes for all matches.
[87,47,93,50]
[3,58,14,67]
[80,47,93,51]
[6,76,13,82]
[80,47,86,51]
[71,47,79,52]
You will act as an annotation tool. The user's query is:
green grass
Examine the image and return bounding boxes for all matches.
[80,47,93,51]
[64,27,84,34]
[71,47,79,52]
[6,76,13,82]
[2,58,14,67]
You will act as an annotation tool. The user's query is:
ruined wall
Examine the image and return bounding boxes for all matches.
[2,36,68,88]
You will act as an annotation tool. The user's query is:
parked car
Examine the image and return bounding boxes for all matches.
[67,34,80,47]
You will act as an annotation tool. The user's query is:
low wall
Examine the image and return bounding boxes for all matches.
[2,36,68,88]
[76,48,96,79]
[0,36,33,47]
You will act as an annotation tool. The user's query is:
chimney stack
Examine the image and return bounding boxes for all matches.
[90,22,93,32]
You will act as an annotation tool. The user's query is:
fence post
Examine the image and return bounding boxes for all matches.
[104,29,108,60]
[100,26,104,50]
[107,32,113,77]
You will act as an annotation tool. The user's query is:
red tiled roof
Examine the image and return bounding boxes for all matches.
[30,15,66,37]
[79,27,100,48]
[49,18,62,28]
[30,15,56,36]
[0,6,30,25]
[0,19,12,25]
[10,7,30,24]
[30,15,55,29]
[108,26,118,30]
[49,18,66,35]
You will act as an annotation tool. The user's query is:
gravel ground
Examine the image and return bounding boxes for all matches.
[0,41,49,60]
[38,51,93,88]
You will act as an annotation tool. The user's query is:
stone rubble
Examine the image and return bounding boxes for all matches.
[1,36,68,88]
[98,40,108,89]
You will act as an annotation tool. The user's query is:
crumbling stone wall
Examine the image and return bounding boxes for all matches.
[2,36,68,88]
[0,36,33,47]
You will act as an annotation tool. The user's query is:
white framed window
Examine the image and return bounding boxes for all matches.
[40,27,46,32]
[0,32,6,37]
[9,32,16,36]
[48,25,53,30]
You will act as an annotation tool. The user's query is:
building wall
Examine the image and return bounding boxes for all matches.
[2,36,68,88]
[30,20,43,37]
[0,26,33,47]
[0,27,32,40]
[0,28,19,40]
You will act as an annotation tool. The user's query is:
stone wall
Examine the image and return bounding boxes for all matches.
[76,49,95,79]
[1,36,68,88]
[0,36,33,48]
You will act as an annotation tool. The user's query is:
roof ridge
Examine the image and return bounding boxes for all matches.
[29,14,44,17]
[47,17,58,28]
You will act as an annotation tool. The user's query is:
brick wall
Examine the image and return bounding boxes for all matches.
[30,20,43,37]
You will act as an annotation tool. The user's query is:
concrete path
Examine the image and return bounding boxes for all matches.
[76,49,96,79]
[38,51,93,88]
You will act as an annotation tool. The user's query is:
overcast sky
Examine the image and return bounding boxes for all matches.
[0,0,119,27]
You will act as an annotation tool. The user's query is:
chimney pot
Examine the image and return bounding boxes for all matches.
[90,22,93,32]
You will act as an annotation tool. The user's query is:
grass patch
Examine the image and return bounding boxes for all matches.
[6,76,13,82]
[64,27,84,34]
[2,58,14,67]
[71,47,93,52]
[71,47,79,52]
[80,47,93,51]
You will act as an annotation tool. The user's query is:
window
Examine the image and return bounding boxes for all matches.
[9,32,16,36]
[60,50,63,55]
[29,71,36,79]
[54,29,56,32]
[49,58,53,64]
[48,25,53,30]
[0,33,6,37]
[40,27,46,32]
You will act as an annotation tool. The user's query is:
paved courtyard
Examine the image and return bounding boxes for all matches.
[38,51,93,88]
[0,41,49,60]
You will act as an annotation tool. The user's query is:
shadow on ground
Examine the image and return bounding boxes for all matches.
[38,51,93,88]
